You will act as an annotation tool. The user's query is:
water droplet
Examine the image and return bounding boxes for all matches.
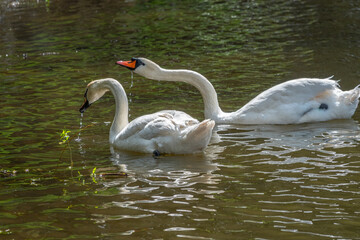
[79,113,83,128]
[130,71,134,88]
[76,113,83,142]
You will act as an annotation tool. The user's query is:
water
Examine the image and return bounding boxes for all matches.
[1,0,360,239]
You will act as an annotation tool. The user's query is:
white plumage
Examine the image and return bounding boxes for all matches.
[79,78,214,154]
[117,58,360,125]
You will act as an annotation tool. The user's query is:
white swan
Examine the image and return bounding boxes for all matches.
[117,58,360,125]
[79,78,215,154]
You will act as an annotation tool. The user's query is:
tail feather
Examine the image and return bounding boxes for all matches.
[349,84,360,103]
[185,119,215,148]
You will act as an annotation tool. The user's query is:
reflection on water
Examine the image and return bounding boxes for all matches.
[1,0,360,239]
[215,120,360,160]
[60,119,360,239]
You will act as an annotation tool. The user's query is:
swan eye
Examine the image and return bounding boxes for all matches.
[130,58,145,68]
[319,103,328,110]
[136,58,145,67]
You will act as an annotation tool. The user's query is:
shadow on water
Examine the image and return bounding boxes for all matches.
[72,119,360,239]
[86,118,360,197]
[213,119,360,157]
[108,147,221,188]
[111,149,219,174]
[2,0,360,239]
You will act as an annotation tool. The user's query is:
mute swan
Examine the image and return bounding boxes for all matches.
[117,58,360,125]
[79,78,215,154]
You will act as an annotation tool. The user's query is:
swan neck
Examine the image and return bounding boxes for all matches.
[155,68,222,119]
[106,80,129,143]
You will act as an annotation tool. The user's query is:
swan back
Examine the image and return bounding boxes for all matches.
[114,111,215,154]
[233,78,360,124]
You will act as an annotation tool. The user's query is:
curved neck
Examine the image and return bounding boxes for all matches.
[104,80,129,143]
[145,67,223,119]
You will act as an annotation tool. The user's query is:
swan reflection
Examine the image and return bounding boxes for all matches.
[212,119,360,165]
[213,119,359,149]
[103,143,222,195]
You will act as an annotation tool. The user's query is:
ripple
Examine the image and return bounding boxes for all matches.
[2,1,360,239]
[177,235,214,240]
[164,227,196,232]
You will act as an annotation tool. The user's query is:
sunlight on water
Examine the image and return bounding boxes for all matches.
[1,0,360,239]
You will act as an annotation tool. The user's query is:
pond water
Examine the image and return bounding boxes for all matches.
[1,0,360,239]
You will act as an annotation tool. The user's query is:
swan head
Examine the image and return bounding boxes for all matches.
[79,79,110,113]
[116,57,162,79]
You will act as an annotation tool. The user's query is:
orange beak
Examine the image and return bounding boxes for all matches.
[116,60,136,70]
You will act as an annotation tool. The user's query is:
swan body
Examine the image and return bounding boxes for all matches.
[117,58,360,125]
[79,78,215,154]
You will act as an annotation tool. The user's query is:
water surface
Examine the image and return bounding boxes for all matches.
[1,0,360,239]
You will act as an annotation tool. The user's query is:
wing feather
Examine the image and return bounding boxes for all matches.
[118,110,198,140]
[239,78,339,114]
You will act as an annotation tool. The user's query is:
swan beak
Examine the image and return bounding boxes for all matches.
[116,60,136,70]
[116,58,144,70]
[79,98,91,113]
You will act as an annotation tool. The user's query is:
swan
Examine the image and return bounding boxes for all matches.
[79,78,215,154]
[116,58,360,125]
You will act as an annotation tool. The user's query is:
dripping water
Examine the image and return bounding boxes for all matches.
[75,113,83,143]
[130,70,134,88]
[129,71,134,103]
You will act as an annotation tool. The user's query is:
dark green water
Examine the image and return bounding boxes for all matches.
[1,0,360,239]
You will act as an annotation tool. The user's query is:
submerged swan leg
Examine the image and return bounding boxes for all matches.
[319,103,328,110]
[152,150,161,158]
